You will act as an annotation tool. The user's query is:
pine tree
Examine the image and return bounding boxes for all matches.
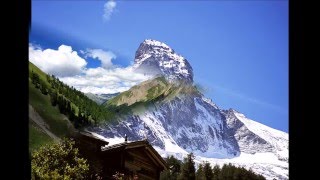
[179,153,196,180]
[50,91,58,106]
[160,155,182,180]
[31,71,40,88]
[40,81,48,95]
[196,163,205,180]
[212,164,220,180]
[213,163,266,180]
[203,161,213,180]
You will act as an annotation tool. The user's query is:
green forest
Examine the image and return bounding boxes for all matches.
[29,62,115,129]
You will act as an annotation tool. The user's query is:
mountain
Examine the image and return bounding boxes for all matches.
[223,109,288,161]
[85,92,120,105]
[133,39,193,83]
[29,62,73,151]
[28,61,115,151]
[87,39,288,180]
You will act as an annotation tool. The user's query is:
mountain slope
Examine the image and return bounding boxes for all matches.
[224,109,288,161]
[29,61,116,151]
[99,78,239,158]
[85,92,119,105]
[29,77,71,138]
[29,78,70,151]
[29,105,61,141]
[88,39,288,180]
[29,119,54,152]
[105,76,198,108]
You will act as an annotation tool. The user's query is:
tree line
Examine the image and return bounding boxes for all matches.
[30,71,115,128]
[160,153,266,180]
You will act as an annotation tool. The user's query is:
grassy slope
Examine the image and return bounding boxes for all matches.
[30,62,80,116]
[29,80,70,137]
[106,77,168,106]
[104,77,200,115]
[29,120,53,152]
[29,62,51,87]
[29,62,73,151]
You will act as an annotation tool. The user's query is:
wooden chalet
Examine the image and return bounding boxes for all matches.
[100,139,168,179]
[73,131,168,180]
[74,130,109,152]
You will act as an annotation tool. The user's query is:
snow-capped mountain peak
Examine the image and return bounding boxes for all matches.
[88,40,288,180]
[133,39,193,83]
[142,39,172,50]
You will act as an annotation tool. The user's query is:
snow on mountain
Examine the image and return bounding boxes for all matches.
[90,94,239,157]
[89,95,288,179]
[133,39,193,83]
[231,110,288,162]
[86,39,288,180]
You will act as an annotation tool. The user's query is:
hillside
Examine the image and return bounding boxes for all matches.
[104,76,199,114]
[29,62,114,151]
[85,92,119,105]
[29,77,70,151]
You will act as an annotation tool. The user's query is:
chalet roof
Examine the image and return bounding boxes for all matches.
[77,130,109,146]
[101,139,168,170]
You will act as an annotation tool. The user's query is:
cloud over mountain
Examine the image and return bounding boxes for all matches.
[29,43,151,94]
[29,44,87,77]
[60,66,151,94]
[85,49,116,69]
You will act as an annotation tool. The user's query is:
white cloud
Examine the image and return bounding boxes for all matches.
[103,0,117,21]
[29,44,87,77]
[85,49,116,69]
[29,43,152,94]
[60,67,151,94]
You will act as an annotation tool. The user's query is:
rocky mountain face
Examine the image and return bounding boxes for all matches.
[133,39,193,83]
[223,109,288,161]
[98,93,240,158]
[88,39,288,180]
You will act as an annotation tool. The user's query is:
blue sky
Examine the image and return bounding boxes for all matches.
[30,0,288,132]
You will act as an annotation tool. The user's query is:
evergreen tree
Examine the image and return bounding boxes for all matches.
[203,161,213,180]
[212,165,220,180]
[31,71,40,88]
[213,163,266,180]
[160,155,182,180]
[168,155,182,179]
[179,153,196,180]
[196,164,205,180]
[69,107,76,122]
[219,164,232,180]
[50,91,58,106]
[40,81,48,95]
[46,74,51,84]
